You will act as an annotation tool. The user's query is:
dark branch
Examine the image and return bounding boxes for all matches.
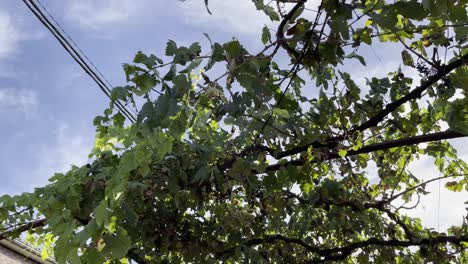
[0,218,47,240]
[386,174,467,204]
[352,53,468,132]
[275,0,306,58]
[265,130,467,171]
[218,233,468,262]
[284,190,380,211]
[0,217,146,264]
[219,53,468,171]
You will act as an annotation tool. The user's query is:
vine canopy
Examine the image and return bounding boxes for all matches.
[1,0,468,263]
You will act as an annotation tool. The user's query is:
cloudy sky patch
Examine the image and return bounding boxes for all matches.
[0,11,23,58]
[65,0,140,32]
[0,88,39,114]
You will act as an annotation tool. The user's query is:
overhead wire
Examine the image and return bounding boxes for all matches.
[22,0,137,123]
[28,0,137,122]
[35,0,117,98]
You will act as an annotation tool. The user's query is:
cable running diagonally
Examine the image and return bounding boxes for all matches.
[22,0,137,122]
[35,0,119,100]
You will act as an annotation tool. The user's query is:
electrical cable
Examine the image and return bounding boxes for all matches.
[22,0,136,122]
[34,0,126,110]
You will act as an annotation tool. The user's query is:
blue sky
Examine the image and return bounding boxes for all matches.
[0,0,466,231]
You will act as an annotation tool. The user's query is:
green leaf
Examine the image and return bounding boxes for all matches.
[332,3,353,40]
[272,108,290,118]
[137,101,154,123]
[180,58,203,73]
[322,179,340,197]
[224,40,243,58]
[112,112,125,127]
[236,70,257,90]
[261,25,271,44]
[135,148,148,166]
[84,249,105,264]
[102,229,132,259]
[345,52,366,66]
[165,40,177,56]
[189,42,202,56]
[445,181,463,192]
[94,200,108,227]
[132,74,156,94]
[133,51,146,64]
[445,99,468,134]
[454,25,468,42]
[422,0,432,11]
[66,248,80,264]
[133,51,162,68]
[123,204,139,226]
[205,43,225,70]
[338,149,347,158]
[158,137,173,158]
[401,50,415,66]
[164,64,177,80]
[111,86,127,101]
[450,66,468,93]
[394,1,426,20]
[173,48,192,65]
[193,166,210,183]
[172,74,191,99]
[253,1,280,21]
[212,43,225,61]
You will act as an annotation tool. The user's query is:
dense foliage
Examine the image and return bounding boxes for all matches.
[1,0,468,263]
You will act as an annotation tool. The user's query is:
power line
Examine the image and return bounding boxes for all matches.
[26,0,136,122]
[22,0,137,123]
[34,0,119,98]
[35,0,115,90]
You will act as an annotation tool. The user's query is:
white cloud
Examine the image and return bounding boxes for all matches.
[0,10,43,59]
[64,0,266,35]
[179,0,270,35]
[64,0,322,37]
[0,63,21,79]
[65,0,142,32]
[0,88,39,114]
[0,11,22,58]
[180,0,322,35]
[58,65,85,89]
[44,123,91,172]
[32,123,92,189]
[399,154,468,232]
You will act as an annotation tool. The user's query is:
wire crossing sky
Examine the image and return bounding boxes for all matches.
[22,0,136,122]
